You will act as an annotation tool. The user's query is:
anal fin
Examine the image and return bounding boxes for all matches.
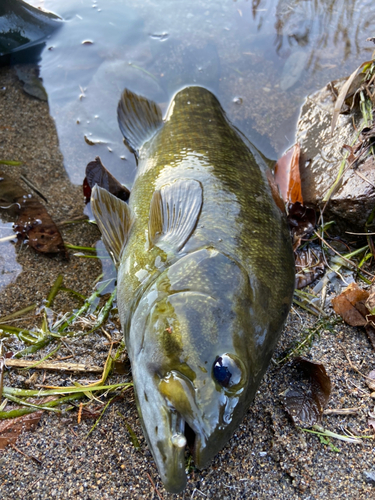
[148,179,203,254]
[91,185,133,265]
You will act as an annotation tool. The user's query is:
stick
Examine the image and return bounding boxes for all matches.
[5,359,103,373]
[146,472,163,500]
[314,231,375,279]
[324,408,360,415]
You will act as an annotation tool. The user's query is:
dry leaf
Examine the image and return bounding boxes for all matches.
[0,171,66,256]
[331,283,369,327]
[84,157,130,203]
[283,357,332,426]
[365,286,375,315]
[0,411,43,450]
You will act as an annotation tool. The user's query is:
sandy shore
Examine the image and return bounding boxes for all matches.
[0,65,374,499]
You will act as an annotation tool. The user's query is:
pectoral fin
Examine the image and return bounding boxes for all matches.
[148,179,203,253]
[91,185,133,265]
[117,88,163,157]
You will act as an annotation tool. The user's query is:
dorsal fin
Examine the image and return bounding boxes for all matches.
[148,179,203,254]
[117,88,163,157]
[91,185,133,266]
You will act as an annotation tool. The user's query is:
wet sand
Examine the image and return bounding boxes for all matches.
[0,66,374,499]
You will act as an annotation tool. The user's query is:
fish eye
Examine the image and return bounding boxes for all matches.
[213,354,245,390]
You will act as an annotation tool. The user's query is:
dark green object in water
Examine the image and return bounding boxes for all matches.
[91,86,295,493]
[0,0,61,65]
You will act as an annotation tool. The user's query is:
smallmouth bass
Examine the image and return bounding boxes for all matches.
[91,86,295,493]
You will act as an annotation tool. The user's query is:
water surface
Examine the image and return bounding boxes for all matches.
[27,0,375,186]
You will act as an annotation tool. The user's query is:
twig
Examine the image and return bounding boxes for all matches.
[10,443,32,460]
[324,407,360,415]
[346,231,375,235]
[70,427,78,438]
[10,443,42,464]
[101,328,112,342]
[354,169,375,189]
[314,231,375,279]
[146,472,164,500]
[20,175,48,203]
[340,345,374,381]
[191,489,208,498]
[5,359,103,373]
[0,235,16,243]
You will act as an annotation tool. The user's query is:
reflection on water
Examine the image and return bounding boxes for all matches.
[23,0,374,187]
[274,0,375,70]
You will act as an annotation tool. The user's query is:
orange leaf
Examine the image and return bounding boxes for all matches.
[274,143,303,204]
[331,283,369,327]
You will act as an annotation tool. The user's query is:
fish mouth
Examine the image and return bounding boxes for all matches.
[167,408,197,460]
[158,370,219,471]
[165,405,218,480]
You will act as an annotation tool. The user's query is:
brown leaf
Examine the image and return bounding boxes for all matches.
[342,282,370,305]
[0,411,43,450]
[342,144,356,165]
[274,143,303,204]
[366,370,375,391]
[85,157,130,203]
[365,285,375,314]
[331,283,369,327]
[0,171,67,256]
[283,357,332,426]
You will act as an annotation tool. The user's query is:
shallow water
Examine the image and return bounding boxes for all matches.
[27,0,375,186]
[1,0,375,289]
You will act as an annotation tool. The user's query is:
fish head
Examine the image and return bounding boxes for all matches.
[122,247,282,492]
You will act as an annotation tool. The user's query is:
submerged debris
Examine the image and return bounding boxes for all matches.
[0,170,67,256]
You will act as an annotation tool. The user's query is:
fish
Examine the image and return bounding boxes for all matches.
[0,0,61,66]
[90,86,295,493]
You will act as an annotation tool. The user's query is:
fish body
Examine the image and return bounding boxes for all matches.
[91,86,295,493]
